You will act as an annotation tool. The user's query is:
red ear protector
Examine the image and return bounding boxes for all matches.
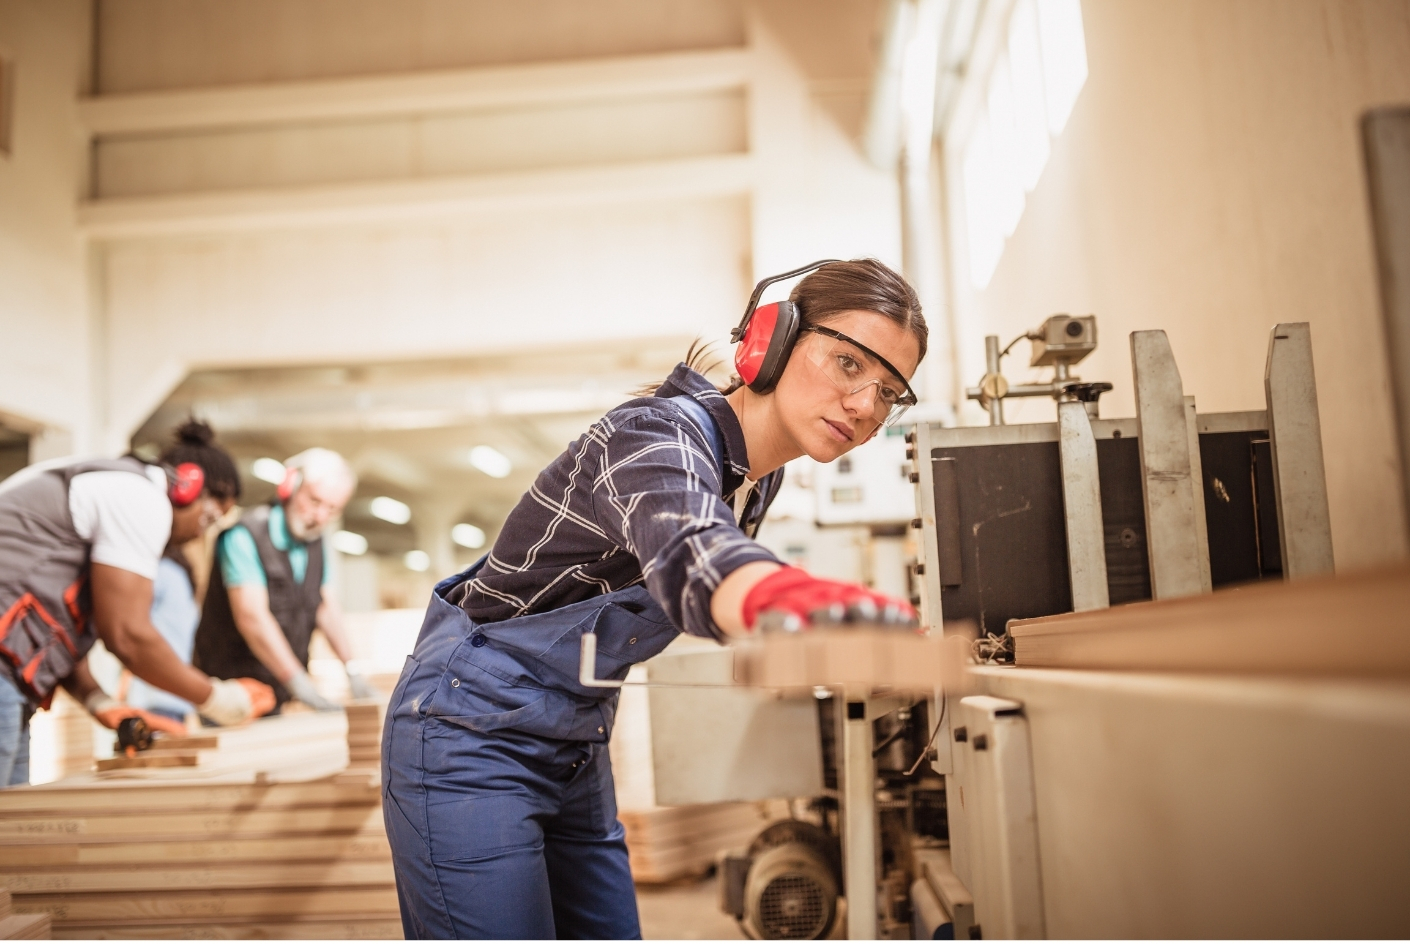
[276,466,303,502]
[166,463,206,507]
[731,259,840,393]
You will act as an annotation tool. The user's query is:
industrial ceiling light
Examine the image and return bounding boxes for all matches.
[469,445,512,479]
[452,523,486,549]
[252,457,286,484]
[333,530,369,555]
[404,550,431,572]
[370,496,412,524]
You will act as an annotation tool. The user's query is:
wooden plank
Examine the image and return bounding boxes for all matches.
[2,860,394,893]
[18,886,399,922]
[0,805,382,841]
[0,778,378,815]
[1011,563,1410,673]
[96,752,199,771]
[0,913,50,940]
[0,832,389,867]
[54,917,403,939]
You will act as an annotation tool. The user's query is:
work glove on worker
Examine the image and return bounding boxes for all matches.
[84,691,188,737]
[741,565,918,633]
[284,669,342,712]
[199,677,277,726]
[346,670,379,701]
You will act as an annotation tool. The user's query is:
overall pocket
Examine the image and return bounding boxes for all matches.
[424,659,548,735]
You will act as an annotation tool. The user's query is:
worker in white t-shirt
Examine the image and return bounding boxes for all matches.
[0,421,276,786]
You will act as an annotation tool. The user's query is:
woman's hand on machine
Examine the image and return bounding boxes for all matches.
[740,565,917,632]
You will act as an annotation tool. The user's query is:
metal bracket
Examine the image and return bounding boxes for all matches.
[1264,323,1335,579]
[1130,330,1211,598]
[1057,401,1110,611]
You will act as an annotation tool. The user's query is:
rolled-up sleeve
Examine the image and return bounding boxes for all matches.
[592,414,780,640]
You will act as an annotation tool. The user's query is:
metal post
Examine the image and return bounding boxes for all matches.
[1185,396,1214,593]
[840,691,878,939]
[1264,323,1335,579]
[1362,107,1410,544]
[1057,401,1110,611]
[985,335,1004,426]
[1131,330,1209,599]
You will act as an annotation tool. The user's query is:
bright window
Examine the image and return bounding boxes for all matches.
[962,0,1088,289]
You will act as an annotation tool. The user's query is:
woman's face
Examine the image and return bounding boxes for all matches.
[772,309,922,464]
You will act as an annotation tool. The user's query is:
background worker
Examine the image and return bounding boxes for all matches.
[194,448,376,714]
[125,421,240,724]
[0,424,276,787]
[383,259,927,938]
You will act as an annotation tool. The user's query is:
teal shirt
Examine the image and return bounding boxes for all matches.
[218,504,331,588]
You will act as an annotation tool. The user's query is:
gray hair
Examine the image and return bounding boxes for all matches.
[284,447,356,493]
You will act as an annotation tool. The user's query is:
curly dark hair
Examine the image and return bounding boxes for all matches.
[158,419,242,502]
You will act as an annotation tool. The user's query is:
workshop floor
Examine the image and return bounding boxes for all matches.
[636,876,744,940]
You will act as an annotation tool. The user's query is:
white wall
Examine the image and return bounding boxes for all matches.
[0,0,93,453]
[942,0,1410,570]
[84,0,903,451]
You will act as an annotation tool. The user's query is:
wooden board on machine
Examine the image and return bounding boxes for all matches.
[732,625,971,692]
[1009,563,1410,674]
[0,710,398,939]
[621,802,775,883]
[0,889,50,940]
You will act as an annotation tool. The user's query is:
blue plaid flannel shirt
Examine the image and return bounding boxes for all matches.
[453,364,784,641]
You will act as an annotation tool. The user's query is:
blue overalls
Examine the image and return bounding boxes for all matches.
[381,560,682,938]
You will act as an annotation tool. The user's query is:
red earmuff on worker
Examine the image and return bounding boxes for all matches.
[731,259,839,394]
[167,462,206,507]
[276,466,303,502]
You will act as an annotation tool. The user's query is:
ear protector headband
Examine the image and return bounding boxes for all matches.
[731,259,840,393]
[166,463,206,508]
[276,466,303,502]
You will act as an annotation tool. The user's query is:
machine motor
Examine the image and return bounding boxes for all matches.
[719,820,841,940]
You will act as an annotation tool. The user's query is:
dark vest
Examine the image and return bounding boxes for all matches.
[0,457,157,707]
[193,504,324,707]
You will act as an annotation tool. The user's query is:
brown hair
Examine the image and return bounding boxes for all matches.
[640,258,926,395]
[789,258,927,363]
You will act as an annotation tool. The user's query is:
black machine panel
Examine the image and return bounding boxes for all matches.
[1095,435,1151,605]
[930,425,1283,633]
[930,441,1072,638]
[1201,430,1283,586]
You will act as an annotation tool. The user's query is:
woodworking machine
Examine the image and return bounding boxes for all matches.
[643,316,1340,940]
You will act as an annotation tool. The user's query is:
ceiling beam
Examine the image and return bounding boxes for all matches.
[79,47,750,138]
[78,153,754,239]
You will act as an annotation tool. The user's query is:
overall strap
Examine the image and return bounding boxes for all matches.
[668,394,725,476]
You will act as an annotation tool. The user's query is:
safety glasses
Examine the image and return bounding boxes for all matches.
[801,326,918,427]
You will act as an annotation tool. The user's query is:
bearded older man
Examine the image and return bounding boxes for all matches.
[194,448,376,715]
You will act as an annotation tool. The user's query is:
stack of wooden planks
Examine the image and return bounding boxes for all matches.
[344,702,384,770]
[0,711,399,939]
[0,889,49,940]
[34,691,95,783]
[621,801,786,884]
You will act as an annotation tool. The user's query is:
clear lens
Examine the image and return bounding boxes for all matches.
[804,333,915,426]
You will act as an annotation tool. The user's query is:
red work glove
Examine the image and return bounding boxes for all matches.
[741,566,917,631]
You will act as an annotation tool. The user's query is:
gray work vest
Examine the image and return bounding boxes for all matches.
[193,504,323,707]
[0,457,158,707]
